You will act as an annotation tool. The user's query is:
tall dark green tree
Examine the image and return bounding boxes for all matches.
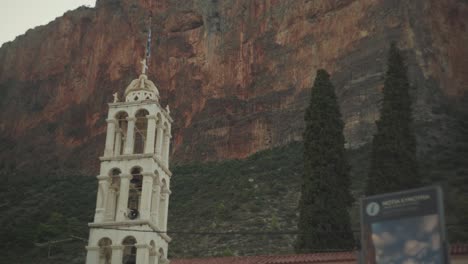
[295,69,355,253]
[365,44,419,195]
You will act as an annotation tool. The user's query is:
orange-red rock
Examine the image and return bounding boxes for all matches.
[0,0,467,173]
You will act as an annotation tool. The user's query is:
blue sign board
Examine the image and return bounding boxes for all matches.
[360,186,449,264]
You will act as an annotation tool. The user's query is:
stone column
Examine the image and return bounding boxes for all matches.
[116,174,131,221]
[124,117,137,154]
[155,124,164,159]
[85,246,99,264]
[159,189,171,232]
[110,245,124,263]
[105,189,116,221]
[158,191,165,231]
[162,132,171,167]
[145,115,157,154]
[151,181,161,228]
[94,175,109,223]
[149,253,158,264]
[139,172,154,220]
[114,129,123,156]
[136,244,150,264]
[104,119,117,157]
[163,189,171,232]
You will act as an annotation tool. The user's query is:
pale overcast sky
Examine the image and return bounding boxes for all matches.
[0,0,96,45]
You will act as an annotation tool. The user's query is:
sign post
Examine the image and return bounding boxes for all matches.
[360,186,449,264]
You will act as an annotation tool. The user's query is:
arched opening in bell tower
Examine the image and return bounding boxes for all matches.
[134,109,149,154]
[115,111,129,156]
[128,167,143,219]
[98,237,112,264]
[122,236,137,264]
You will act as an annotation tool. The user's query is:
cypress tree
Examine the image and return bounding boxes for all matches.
[295,69,355,253]
[365,44,419,195]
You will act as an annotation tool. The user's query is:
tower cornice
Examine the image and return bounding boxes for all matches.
[142,172,154,178]
[106,119,117,124]
[99,154,172,177]
[119,174,132,179]
[135,243,151,249]
[85,246,100,251]
[146,114,157,120]
[108,100,173,123]
[88,220,172,243]
[110,245,124,250]
[96,175,110,181]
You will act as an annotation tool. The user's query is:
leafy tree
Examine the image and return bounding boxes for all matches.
[295,69,355,253]
[365,44,419,195]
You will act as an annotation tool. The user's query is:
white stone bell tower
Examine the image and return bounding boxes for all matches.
[85,70,173,264]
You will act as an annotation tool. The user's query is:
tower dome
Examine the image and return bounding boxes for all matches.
[124,74,160,102]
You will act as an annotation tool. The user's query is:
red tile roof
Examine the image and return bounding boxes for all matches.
[172,255,269,264]
[172,244,468,264]
[172,252,357,264]
[451,243,468,255]
[262,252,356,264]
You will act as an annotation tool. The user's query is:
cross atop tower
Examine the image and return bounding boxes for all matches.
[141,58,148,75]
[142,1,153,76]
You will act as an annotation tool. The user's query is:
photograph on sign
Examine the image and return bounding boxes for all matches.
[360,186,448,264]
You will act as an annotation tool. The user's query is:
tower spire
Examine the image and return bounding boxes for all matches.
[142,0,153,75]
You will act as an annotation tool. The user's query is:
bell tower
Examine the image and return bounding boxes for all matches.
[85,70,173,264]
[85,1,172,262]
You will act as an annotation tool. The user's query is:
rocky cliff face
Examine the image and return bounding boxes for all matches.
[0,0,467,175]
